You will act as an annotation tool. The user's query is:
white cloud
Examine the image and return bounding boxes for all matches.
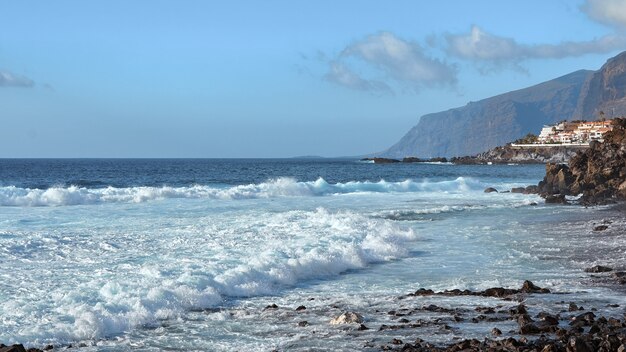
[324,61,392,94]
[583,0,626,28]
[326,32,457,93]
[445,25,626,64]
[0,70,34,88]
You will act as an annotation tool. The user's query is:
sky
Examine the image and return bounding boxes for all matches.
[2,0,626,157]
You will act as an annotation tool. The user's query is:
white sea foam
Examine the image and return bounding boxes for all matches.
[0,177,484,206]
[0,208,419,345]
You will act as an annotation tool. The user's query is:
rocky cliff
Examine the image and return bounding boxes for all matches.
[382,51,626,158]
[537,118,626,204]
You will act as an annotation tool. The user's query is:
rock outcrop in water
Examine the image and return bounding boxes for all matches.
[538,118,626,204]
[381,51,626,158]
[451,145,581,165]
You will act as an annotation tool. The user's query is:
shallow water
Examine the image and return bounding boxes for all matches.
[0,159,624,350]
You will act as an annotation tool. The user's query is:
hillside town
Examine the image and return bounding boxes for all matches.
[536,119,613,144]
[509,119,614,147]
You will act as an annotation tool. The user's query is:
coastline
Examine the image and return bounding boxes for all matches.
[5,202,626,351]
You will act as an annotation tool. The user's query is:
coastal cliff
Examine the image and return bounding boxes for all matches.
[382,51,626,158]
[538,118,626,204]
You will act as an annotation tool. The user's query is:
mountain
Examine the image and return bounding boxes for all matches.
[382,51,626,158]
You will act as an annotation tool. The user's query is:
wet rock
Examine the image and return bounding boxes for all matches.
[329,311,364,325]
[569,302,580,311]
[568,336,593,352]
[0,345,27,352]
[484,187,498,193]
[545,194,568,204]
[521,280,551,293]
[491,327,502,336]
[510,304,528,316]
[593,225,609,231]
[264,303,279,310]
[511,187,526,193]
[570,312,595,326]
[297,321,309,327]
[295,305,306,311]
[390,338,403,345]
[357,324,369,331]
[584,265,613,273]
[537,312,559,326]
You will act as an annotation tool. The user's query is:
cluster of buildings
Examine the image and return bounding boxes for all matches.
[537,120,613,144]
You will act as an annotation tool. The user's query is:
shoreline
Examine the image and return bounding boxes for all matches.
[5,204,626,351]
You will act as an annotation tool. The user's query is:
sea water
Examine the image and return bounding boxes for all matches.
[1,159,624,351]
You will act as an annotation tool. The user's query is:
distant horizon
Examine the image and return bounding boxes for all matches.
[2,0,625,157]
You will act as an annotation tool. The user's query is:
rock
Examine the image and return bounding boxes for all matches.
[264,303,279,310]
[593,225,609,231]
[491,327,502,336]
[0,345,27,352]
[298,320,309,327]
[371,158,400,164]
[511,187,526,193]
[329,311,364,325]
[390,339,403,345]
[545,194,568,204]
[568,336,593,352]
[569,303,579,311]
[357,324,369,331]
[295,305,306,311]
[521,280,550,293]
[585,265,613,273]
[484,187,498,193]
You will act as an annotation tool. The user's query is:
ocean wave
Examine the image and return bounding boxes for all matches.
[0,208,419,344]
[0,177,484,206]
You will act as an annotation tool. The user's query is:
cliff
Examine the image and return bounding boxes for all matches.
[382,51,626,158]
[538,118,626,204]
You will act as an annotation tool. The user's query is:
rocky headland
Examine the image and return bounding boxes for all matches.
[537,118,626,205]
[451,145,581,165]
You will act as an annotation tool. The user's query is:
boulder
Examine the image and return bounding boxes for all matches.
[584,265,613,273]
[484,187,498,193]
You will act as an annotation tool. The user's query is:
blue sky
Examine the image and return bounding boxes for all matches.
[2,0,626,157]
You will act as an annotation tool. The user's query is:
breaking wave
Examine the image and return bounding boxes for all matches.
[0,177,484,206]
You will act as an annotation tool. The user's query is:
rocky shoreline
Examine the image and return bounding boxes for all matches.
[536,118,626,205]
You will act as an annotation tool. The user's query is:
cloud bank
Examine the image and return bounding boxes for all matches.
[326,32,456,93]
[445,25,626,63]
[0,70,34,88]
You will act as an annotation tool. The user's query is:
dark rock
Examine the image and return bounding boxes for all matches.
[537,312,559,326]
[593,225,609,231]
[511,187,526,193]
[545,194,568,204]
[0,345,27,352]
[585,265,613,273]
[484,187,498,193]
[510,304,528,316]
[569,303,579,311]
[371,158,401,164]
[491,327,502,336]
[295,305,306,311]
[43,347,53,351]
[357,324,369,331]
[568,336,593,352]
[298,320,309,327]
[264,303,279,310]
[390,338,403,345]
[521,280,551,293]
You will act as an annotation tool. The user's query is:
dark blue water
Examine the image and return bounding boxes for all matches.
[0,158,546,189]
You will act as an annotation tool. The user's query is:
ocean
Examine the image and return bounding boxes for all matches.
[1,159,624,351]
